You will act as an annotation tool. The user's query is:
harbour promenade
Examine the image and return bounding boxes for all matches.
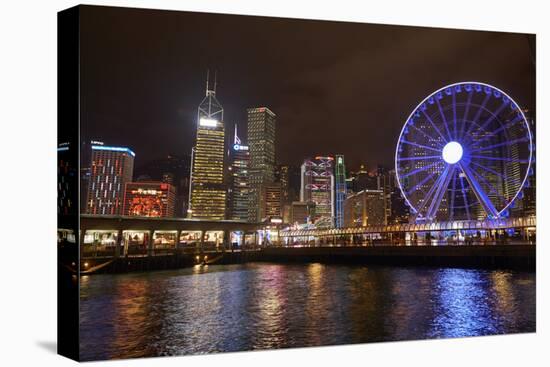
[58,215,536,274]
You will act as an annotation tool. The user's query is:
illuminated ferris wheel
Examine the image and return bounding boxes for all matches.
[395,82,533,221]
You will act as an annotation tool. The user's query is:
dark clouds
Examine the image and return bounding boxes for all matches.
[80,5,535,169]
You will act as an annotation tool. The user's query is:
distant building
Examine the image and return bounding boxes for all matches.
[263,183,282,220]
[247,107,276,222]
[86,145,135,215]
[291,201,316,225]
[123,182,176,217]
[344,189,386,227]
[228,126,250,221]
[511,112,536,218]
[388,169,410,223]
[349,164,378,193]
[58,143,76,216]
[300,156,334,226]
[188,72,226,220]
[282,203,292,224]
[275,165,290,204]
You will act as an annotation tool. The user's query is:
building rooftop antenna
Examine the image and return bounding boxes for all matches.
[213,70,217,94]
[205,69,210,96]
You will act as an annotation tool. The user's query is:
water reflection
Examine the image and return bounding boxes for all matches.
[80,264,535,361]
[430,269,498,337]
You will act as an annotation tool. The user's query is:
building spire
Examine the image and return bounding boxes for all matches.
[234,123,241,145]
[214,70,217,94]
[205,69,210,96]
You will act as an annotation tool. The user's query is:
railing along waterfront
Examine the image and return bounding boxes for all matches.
[280,216,536,238]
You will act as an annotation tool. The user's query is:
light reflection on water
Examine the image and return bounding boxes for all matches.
[79,264,535,360]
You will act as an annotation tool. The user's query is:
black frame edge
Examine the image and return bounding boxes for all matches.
[57,5,80,362]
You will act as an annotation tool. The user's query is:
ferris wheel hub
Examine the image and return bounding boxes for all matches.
[442,141,463,164]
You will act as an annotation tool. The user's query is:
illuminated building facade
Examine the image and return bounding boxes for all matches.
[134,154,191,217]
[123,182,176,217]
[334,155,346,228]
[58,143,76,216]
[300,156,334,226]
[188,72,226,220]
[263,183,283,220]
[229,126,250,221]
[275,165,290,203]
[86,145,135,215]
[344,189,386,227]
[247,107,276,222]
[519,113,536,218]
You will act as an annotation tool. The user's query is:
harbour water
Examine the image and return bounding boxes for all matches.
[79,263,535,360]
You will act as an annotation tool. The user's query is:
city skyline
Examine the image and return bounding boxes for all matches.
[79,6,535,169]
[56,6,537,362]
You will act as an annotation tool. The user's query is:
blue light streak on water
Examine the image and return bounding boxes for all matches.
[79,264,535,360]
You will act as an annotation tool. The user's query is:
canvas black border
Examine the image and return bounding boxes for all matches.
[57,5,80,361]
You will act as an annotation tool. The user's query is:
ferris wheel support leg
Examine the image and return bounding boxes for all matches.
[459,163,499,218]
[425,165,455,220]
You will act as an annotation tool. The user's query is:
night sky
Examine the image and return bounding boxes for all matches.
[80,5,535,170]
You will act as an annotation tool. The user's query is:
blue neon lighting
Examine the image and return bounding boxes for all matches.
[57,146,69,152]
[395,81,533,222]
[92,145,135,157]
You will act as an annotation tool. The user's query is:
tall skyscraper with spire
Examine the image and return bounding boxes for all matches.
[188,71,226,220]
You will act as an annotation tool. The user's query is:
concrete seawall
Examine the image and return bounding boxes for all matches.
[253,245,535,270]
[80,244,535,274]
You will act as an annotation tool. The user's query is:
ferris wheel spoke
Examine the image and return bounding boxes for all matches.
[472,114,524,146]
[468,165,508,203]
[452,91,457,139]
[463,98,509,141]
[397,155,442,162]
[421,109,448,143]
[469,137,530,154]
[425,165,455,220]
[405,171,437,197]
[449,172,457,221]
[414,165,451,216]
[469,155,530,164]
[435,98,453,141]
[408,124,445,148]
[462,116,501,148]
[459,163,499,217]
[458,91,474,139]
[399,140,442,153]
[459,175,471,221]
[469,161,524,186]
[401,161,442,179]
[460,94,491,141]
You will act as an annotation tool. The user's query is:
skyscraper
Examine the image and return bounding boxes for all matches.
[229,125,250,221]
[86,145,135,215]
[263,183,283,220]
[275,165,290,204]
[301,156,335,227]
[334,155,347,228]
[344,189,386,227]
[247,107,276,222]
[188,72,226,220]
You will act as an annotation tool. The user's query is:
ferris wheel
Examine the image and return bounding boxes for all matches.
[395,82,533,222]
